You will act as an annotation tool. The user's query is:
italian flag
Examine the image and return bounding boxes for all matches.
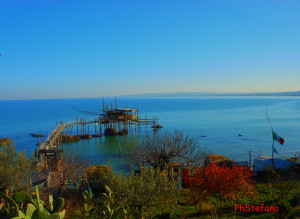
[272,131,284,145]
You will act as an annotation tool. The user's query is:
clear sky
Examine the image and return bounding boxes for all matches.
[1,0,300,100]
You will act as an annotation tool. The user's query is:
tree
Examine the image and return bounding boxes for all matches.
[0,143,34,194]
[113,167,180,219]
[190,162,255,212]
[127,130,207,171]
[60,153,90,192]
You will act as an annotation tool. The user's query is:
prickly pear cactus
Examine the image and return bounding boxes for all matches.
[26,203,36,217]
[49,194,54,212]
[0,191,19,217]
[58,209,66,219]
[14,191,34,204]
[32,208,48,219]
[7,206,18,218]
[52,198,64,213]
[0,192,18,209]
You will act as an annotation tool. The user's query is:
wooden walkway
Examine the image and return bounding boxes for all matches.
[48,171,61,189]
[39,117,156,151]
[39,119,97,150]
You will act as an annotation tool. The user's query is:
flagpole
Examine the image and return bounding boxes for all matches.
[266,107,275,169]
[272,129,275,169]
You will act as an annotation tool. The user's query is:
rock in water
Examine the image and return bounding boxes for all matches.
[118,129,128,135]
[104,128,118,136]
[80,134,93,139]
[30,133,45,138]
[152,125,163,129]
[92,134,103,137]
[62,135,81,142]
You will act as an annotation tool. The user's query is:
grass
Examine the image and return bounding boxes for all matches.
[143,180,300,218]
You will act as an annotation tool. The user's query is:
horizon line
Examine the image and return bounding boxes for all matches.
[1,90,300,101]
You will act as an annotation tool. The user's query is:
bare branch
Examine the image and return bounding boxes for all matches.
[127,130,207,170]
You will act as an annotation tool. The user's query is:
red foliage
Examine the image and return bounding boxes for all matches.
[190,163,255,202]
[183,168,191,187]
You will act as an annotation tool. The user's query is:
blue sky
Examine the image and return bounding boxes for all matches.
[0,0,300,100]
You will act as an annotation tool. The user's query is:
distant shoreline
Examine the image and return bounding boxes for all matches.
[117,91,300,98]
[1,91,300,101]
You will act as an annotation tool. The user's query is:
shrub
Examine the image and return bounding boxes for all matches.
[190,162,255,213]
[102,185,127,218]
[273,178,298,200]
[290,190,300,207]
[113,167,180,219]
[278,199,294,217]
[198,201,215,214]
[86,165,113,196]
[78,189,96,217]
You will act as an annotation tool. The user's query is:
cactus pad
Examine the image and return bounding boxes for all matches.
[14,191,34,204]
[53,198,64,213]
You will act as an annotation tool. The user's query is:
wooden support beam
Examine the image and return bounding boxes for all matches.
[39,149,64,153]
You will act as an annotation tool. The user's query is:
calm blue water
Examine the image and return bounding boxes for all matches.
[1,97,300,170]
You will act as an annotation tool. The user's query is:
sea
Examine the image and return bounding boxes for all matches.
[1,97,300,171]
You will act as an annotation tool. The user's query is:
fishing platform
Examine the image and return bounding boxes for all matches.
[36,99,161,171]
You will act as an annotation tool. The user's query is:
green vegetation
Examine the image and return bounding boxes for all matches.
[0,143,35,194]
[112,167,180,218]
[1,165,300,218]
[0,187,65,219]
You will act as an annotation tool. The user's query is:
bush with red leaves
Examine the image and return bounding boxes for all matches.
[190,162,255,203]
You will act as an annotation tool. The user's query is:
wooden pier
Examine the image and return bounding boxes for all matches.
[36,100,161,172]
